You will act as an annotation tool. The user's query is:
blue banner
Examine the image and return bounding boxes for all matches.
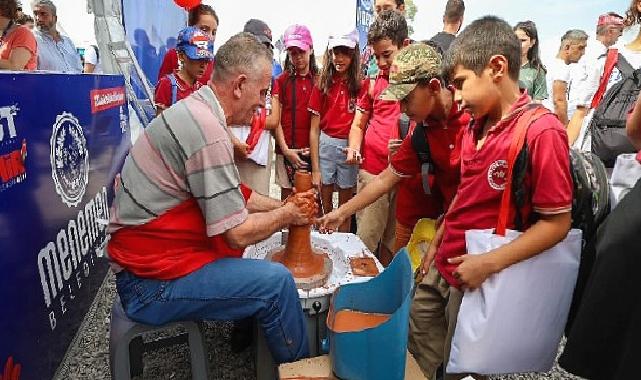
[0,73,131,379]
[122,0,188,86]
[356,0,374,54]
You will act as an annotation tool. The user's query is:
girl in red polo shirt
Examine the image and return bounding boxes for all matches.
[274,24,320,200]
[154,27,214,114]
[309,30,364,231]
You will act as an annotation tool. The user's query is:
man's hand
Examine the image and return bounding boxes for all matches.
[449,254,497,290]
[316,209,346,234]
[387,138,403,160]
[284,188,318,225]
[284,148,310,170]
[233,140,250,161]
[343,147,362,165]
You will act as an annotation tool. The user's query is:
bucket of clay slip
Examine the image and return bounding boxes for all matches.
[326,249,413,380]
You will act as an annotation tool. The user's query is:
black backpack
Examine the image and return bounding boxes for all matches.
[589,51,639,168]
[511,105,611,334]
[410,121,434,195]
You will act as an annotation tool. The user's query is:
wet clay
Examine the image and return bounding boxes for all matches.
[329,309,391,333]
[271,171,330,280]
[349,257,379,277]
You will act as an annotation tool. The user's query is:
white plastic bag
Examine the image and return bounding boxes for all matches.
[446,228,582,375]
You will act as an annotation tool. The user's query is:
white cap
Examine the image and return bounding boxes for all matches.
[328,29,359,50]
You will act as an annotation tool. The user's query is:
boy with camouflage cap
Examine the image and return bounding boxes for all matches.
[319,42,468,272]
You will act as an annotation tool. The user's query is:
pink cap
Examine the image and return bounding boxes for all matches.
[284,24,313,51]
[598,13,624,27]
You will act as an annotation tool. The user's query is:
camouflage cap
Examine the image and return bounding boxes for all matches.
[380,44,442,101]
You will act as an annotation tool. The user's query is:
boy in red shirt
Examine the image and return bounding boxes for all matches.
[408,16,573,379]
[319,44,465,253]
[155,27,214,114]
[345,10,409,265]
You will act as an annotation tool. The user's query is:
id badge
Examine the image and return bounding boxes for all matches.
[421,163,432,195]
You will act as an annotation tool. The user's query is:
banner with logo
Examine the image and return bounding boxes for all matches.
[0,73,130,380]
[356,0,374,54]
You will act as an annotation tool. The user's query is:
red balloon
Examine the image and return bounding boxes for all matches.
[173,0,202,10]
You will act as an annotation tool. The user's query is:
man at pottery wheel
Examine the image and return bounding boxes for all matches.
[106,33,316,364]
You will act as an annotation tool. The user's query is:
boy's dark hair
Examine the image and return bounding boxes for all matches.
[395,0,405,5]
[367,10,408,47]
[0,0,19,20]
[444,16,521,82]
[16,13,33,25]
[319,45,362,98]
[444,0,465,23]
[188,4,219,26]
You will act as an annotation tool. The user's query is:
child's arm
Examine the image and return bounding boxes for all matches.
[309,114,322,185]
[451,211,572,290]
[318,167,401,233]
[345,110,369,164]
[627,97,641,150]
[265,95,280,130]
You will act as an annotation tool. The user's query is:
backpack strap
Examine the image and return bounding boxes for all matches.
[590,49,619,109]
[168,73,178,106]
[496,104,551,236]
[411,122,434,194]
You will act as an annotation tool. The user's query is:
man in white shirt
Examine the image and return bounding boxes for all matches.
[83,44,102,74]
[544,29,588,125]
[31,0,82,73]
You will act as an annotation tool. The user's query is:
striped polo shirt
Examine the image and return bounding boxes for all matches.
[107,86,249,279]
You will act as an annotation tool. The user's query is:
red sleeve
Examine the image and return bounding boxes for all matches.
[527,115,573,214]
[157,49,178,82]
[154,76,172,109]
[356,78,373,113]
[308,86,322,115]
[9,27,36,55]
[390,133,421,177]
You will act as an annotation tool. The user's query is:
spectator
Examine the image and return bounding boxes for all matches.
[544,29,588,125]
[157,4,217,85]
[31,0,82,73]
[514,21,547,102]
[345,10,409,265]
[107,33,314,366]
[429,0,465,53]
[566,13,627,146]
[15,12,32,29]
[83,44,101,73]
[0,0,37,71]
[154,26,213,114]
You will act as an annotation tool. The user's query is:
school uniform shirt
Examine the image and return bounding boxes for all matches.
[308,75,367,139]
[357,73,402,175]
[0,25,37,71]
[273,71,315,153]
[107,85,252,280]
[436,92,573,288]
[158,48,214,86]
[391,94,470,226]
[155,72,203,109]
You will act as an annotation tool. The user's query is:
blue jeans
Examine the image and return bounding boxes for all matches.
[115,258,310,363]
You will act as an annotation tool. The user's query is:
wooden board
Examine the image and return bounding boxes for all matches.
[279,352,426,380]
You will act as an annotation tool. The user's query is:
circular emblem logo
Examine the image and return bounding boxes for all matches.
[487,159,508,191]
[50,112,89,207]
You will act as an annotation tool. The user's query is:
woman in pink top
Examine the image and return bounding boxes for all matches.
[0,0,37,71]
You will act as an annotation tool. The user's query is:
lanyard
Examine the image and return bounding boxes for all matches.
[0,20,15,47]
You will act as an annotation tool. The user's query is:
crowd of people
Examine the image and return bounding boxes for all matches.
[4,0,641,378]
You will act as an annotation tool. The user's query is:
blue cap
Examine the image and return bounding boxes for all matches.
[176,26,214,61]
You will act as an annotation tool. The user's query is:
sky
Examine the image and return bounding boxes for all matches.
[24,0,634,66]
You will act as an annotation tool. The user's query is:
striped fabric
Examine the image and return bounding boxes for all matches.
[109,86,248,237]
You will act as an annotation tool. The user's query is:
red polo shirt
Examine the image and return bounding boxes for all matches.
[436,93,573,287]
[274,72,316,153]
[155,72,203,109]
[390,94,470,212]
[357,74,402,175]
[158,48,214,86]
[308,76,367,139]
